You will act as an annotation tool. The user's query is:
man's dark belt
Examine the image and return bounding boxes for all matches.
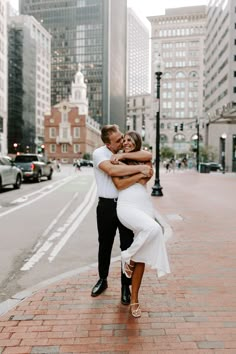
[99,197,118,203]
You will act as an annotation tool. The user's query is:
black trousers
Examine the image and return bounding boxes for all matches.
[96,197,134,286]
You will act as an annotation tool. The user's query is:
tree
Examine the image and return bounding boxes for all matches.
[83,153,92,160]
[199,145,217,162]
[160,146,175,161]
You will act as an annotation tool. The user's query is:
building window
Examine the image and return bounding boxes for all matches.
[74,144,80,153]
[73,127,80,138]
[49,127,56,138]
[62,127,68,139]
[62,111,68,122]
[50,144,56,153]
[61,144,68,153]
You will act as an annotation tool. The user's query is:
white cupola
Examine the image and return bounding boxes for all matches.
[69,63,88,115]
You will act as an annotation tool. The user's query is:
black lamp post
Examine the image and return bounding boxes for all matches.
[195,118,200,172]
[221,133,227,173]
[151,56,164,197]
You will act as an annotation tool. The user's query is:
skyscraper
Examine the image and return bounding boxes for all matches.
[148,6,207,154]
[127,8,149,96]
[204,0,236,172]
[8,15,51,153]
[20,0,127,129]
[0,0,8,155]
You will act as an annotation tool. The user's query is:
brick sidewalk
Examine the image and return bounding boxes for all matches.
[0,170,236,353]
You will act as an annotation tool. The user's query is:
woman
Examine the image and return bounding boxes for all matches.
[111,131,170,318]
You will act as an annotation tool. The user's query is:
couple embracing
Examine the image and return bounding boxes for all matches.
[91,124,170,318]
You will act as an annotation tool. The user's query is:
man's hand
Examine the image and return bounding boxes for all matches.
[140,165,153,177]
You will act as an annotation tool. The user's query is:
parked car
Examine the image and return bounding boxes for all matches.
[0,156,23,191]
[80,159,93,167]
[14,154,53,182]
[207,162,223,172]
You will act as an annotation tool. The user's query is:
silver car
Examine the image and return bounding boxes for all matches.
[0,156,23,191]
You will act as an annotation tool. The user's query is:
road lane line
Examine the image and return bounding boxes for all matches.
[48,181,97,262]
[0,175,76,218]
[21,181,97,270]
[32,193,79,252]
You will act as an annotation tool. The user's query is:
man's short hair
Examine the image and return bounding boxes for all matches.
[101,124,120,144]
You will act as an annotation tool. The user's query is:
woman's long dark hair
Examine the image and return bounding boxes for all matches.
[125,131,142,152]
[122,131,142,165]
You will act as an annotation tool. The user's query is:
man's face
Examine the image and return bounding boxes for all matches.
[106,131,123,153]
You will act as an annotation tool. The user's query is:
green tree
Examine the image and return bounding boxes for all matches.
[199,145,217,162]
[160,146,175,161]
[83,153,92,160]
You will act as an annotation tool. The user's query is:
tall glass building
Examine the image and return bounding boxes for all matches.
[19,0,127,129]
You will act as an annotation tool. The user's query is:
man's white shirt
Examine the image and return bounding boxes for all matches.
[93,146,118,198]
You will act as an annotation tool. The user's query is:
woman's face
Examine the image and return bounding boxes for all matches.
[123,134,135,152]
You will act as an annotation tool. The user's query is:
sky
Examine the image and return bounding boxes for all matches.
[10,0,209,14]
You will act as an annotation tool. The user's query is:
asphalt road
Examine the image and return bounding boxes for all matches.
[0,165,121,303]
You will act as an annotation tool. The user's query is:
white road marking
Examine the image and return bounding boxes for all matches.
[48,181,97,262]
[21,181,97,270]
[0,175,76,218]
[11,197,28,204]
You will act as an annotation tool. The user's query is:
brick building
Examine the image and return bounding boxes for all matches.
[44,68,101,164]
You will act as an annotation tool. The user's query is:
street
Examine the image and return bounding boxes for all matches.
[0,165,121,303]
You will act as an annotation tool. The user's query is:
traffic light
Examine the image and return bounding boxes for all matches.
[180,123,184,131]
[37,146,42,153]
[174,124,178,133]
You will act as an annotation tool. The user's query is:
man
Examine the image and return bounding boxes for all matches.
[91,124,152,305]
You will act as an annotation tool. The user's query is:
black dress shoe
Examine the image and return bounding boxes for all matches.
[91,278,108,297]
[121,284,131,305]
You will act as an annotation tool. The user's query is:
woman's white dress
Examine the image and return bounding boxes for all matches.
[117,183,170,277]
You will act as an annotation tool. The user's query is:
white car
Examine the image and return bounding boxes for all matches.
[0,156,23,191]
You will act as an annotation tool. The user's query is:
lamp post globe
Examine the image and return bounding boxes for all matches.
[151,54,164,197]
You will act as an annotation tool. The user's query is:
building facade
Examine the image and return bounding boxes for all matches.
[20,0,127,130]
[148,6,207,158]
[127,94,151,146]
[44,69,101,163]
[204,0,236,172]
[127,8,149,96]
[8,15,51,154]
[0,0,7,155]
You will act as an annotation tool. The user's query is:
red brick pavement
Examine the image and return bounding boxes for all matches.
[0,170,236,353]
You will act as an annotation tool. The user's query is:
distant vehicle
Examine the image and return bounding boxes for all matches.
[207,162,223,172]
[80,159,93,167]
[14,154,53,182]
[0,156,23,191]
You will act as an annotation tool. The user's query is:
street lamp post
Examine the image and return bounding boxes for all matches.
[195,118,200,171]
[13,143,18,154]
[221,133,227,174]
[151,56,164,197]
